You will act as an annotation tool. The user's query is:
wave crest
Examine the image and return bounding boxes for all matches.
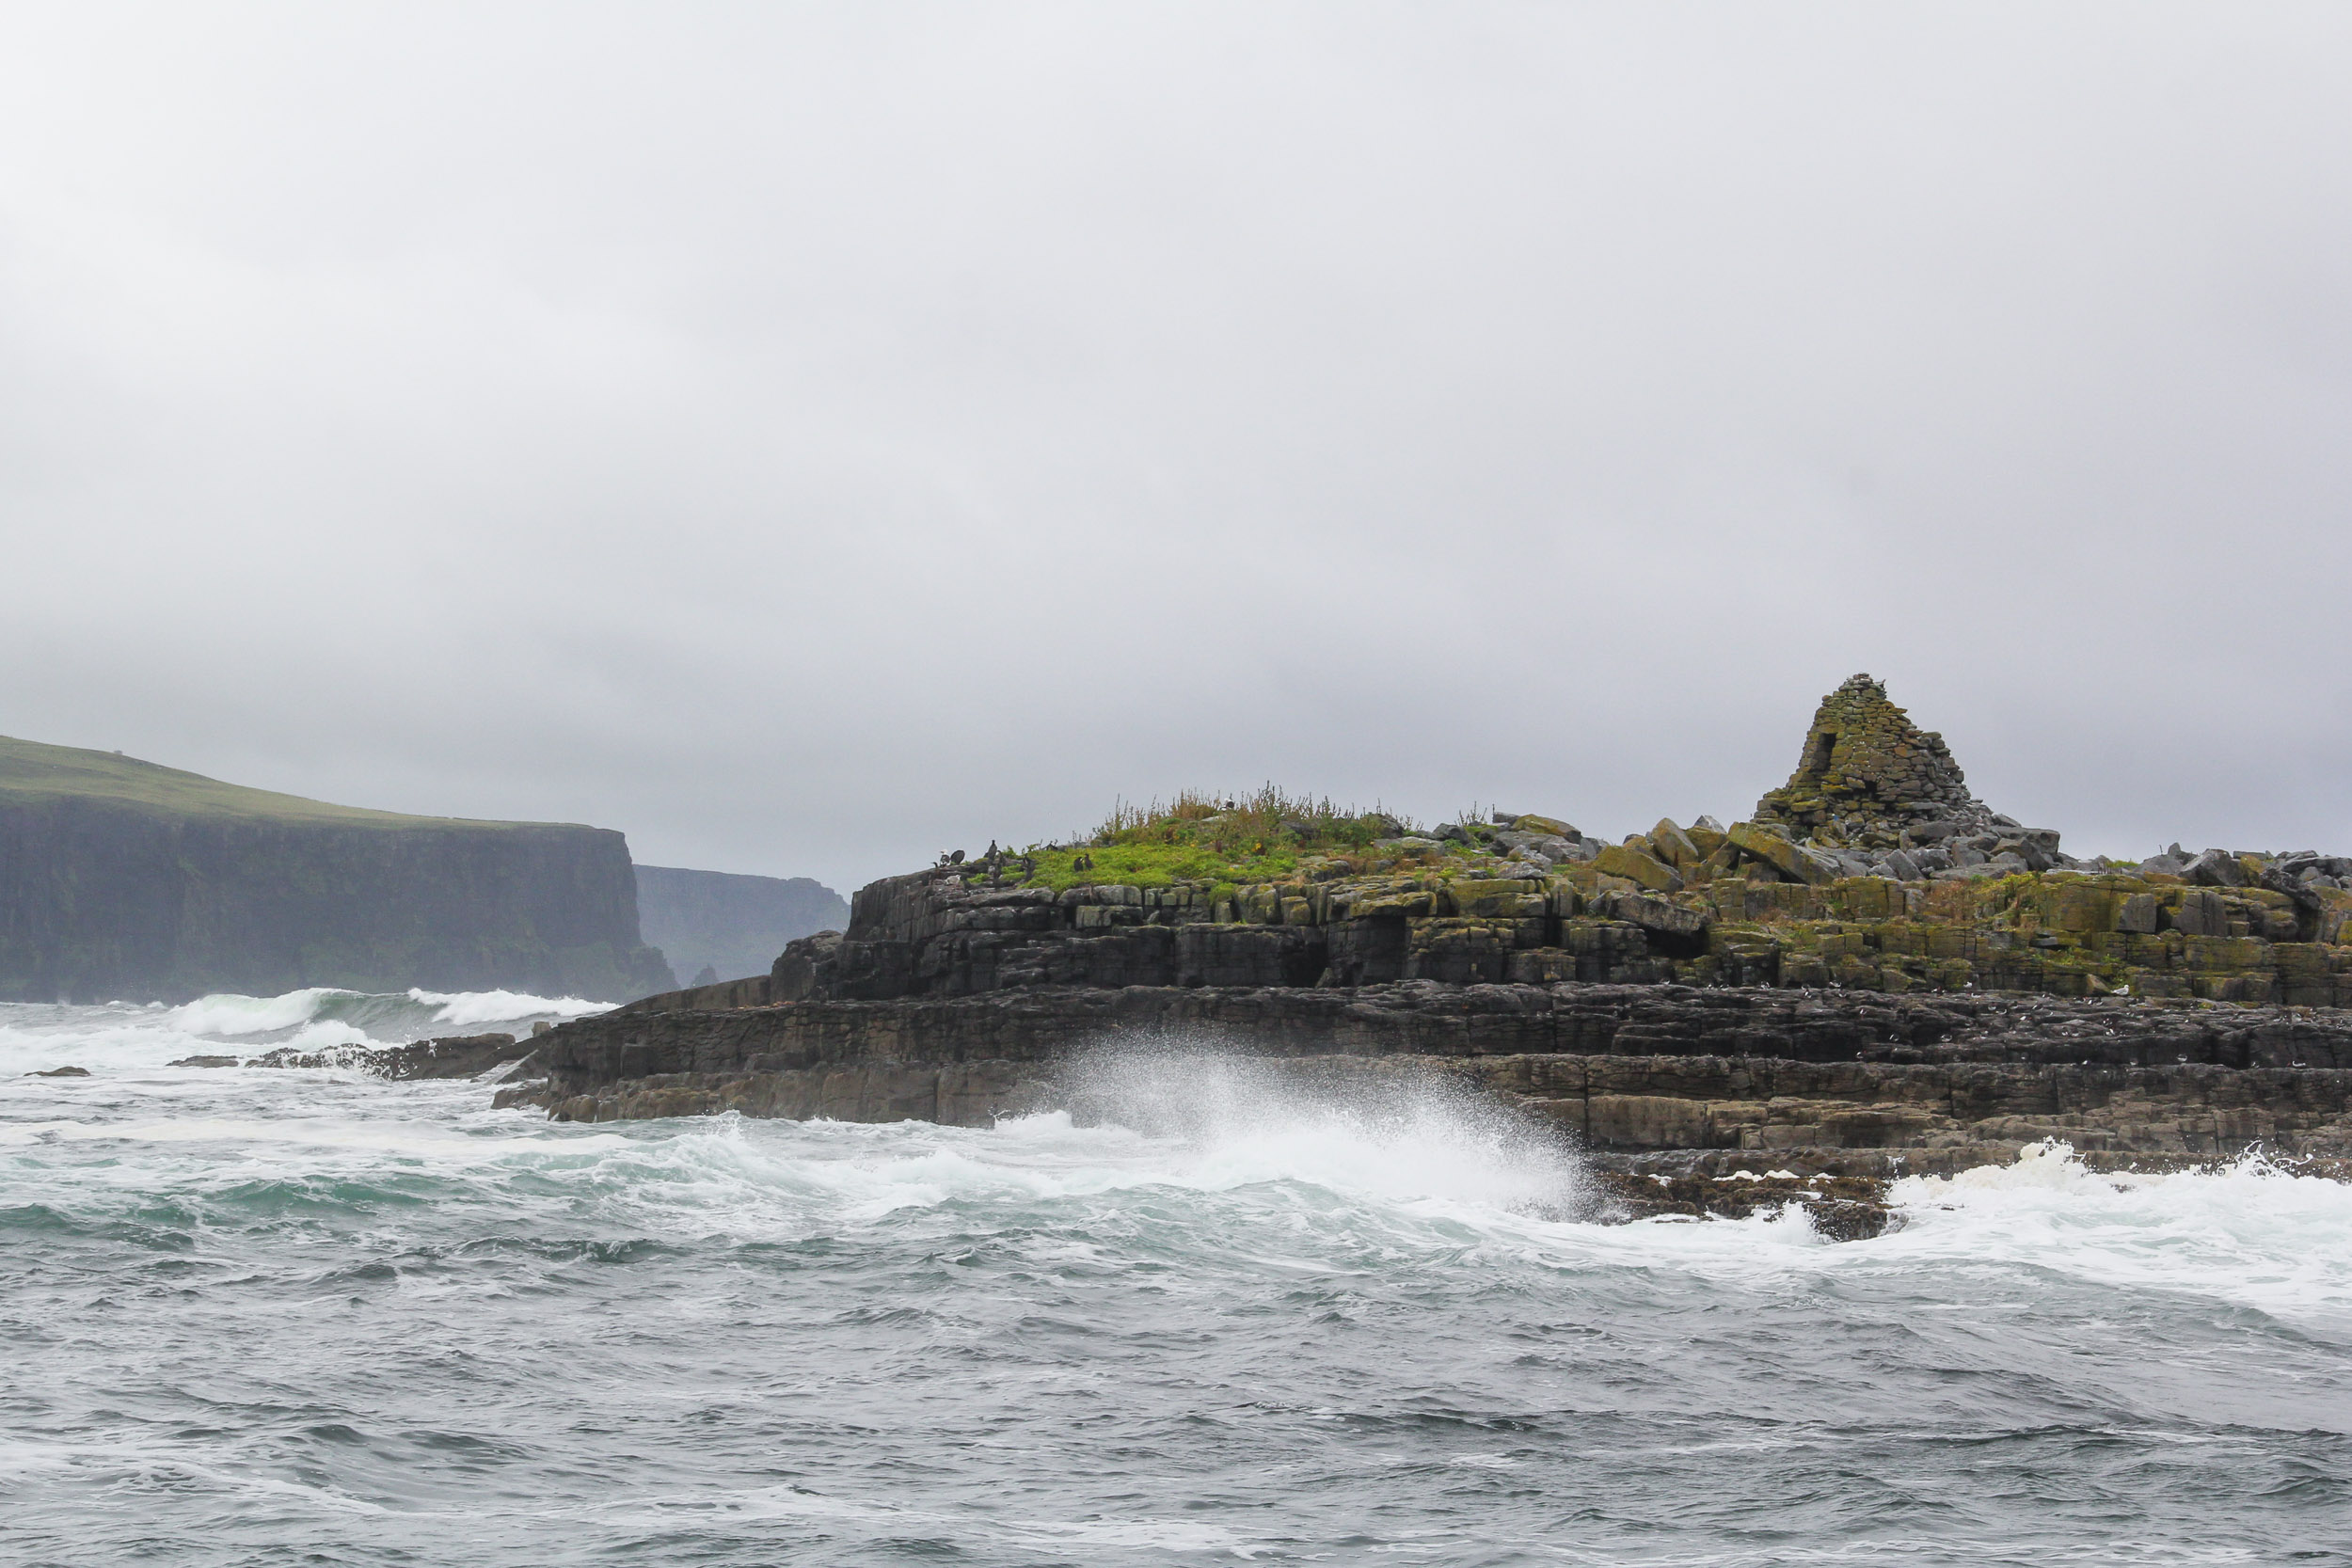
[164,986,610,1041]
[3,986,617,1075]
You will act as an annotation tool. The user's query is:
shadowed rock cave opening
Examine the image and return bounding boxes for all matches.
[1642,925,1710,962]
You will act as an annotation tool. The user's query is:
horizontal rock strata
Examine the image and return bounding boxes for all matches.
[510,982,2352,1171]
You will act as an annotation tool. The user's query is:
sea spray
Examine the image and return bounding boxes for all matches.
[1046,1038,1584,1215]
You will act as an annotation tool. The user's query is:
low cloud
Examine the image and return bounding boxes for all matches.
[4,4,2348,891]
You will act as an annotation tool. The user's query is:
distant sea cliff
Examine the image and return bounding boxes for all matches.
[634,865,849,989]
[0,735,675,1003]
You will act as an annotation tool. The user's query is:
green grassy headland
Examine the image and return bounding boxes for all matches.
[0,734,525,829]
[1010,786,1432,900]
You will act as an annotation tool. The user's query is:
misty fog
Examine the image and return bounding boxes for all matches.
[4,3,2348,892]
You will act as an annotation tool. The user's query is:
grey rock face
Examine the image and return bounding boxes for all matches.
[2186,848,2249,888]
[516,981,2352,1169]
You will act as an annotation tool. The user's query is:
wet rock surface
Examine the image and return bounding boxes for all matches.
[248,1032,538,1080]
[510,982,2352,1172]
[1581,1165,1898,1241]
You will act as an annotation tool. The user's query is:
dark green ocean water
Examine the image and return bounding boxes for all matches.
[5,994,2349,1566]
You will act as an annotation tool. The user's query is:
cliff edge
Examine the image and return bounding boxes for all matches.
[0,734,675,1002]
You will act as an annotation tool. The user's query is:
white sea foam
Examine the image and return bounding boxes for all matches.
[168,987,357,1037]
[0,1113,631,1161]
[604,1479,1269,1558]
[0,988,614,1077]
[476,1051,1592,1243]
[406,988,610,1027]
[285,1019,372,1049]
[1881,1139,2352,1324]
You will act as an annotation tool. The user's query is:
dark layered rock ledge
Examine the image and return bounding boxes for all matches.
[507,980,2352,1166]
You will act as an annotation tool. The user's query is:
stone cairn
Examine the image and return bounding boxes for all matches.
[1753,673,1994,849]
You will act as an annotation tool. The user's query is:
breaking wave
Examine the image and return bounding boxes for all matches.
[0,986,611,1076]
[168,985,608,1038]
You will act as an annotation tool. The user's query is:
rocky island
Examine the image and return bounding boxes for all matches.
[505,677,2352,1232]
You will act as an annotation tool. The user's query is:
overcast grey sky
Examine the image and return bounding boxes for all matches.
[4,3,2349,894]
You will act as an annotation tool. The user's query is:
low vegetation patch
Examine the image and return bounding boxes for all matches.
[1014,786,1419,895]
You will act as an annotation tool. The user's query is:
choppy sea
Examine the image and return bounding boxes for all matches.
[4,990,2349,1566]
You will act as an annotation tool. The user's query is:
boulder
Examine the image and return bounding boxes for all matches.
[1596,890,1711,942]
[1649,818,1702,870]
[1727,822,1837,885]
[2186,848,2248,888]
[1593,843,1683,893]
[1492,830,1573,862]
[1993,837,2051,873]
[771,930,846,1002]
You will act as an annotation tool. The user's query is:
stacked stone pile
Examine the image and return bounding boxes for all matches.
[1754,673,1995,845]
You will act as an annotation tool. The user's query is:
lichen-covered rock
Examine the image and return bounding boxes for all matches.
[1750,673,2051,857]
[1593,843,1683,892]
[1726,822,1837,885]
